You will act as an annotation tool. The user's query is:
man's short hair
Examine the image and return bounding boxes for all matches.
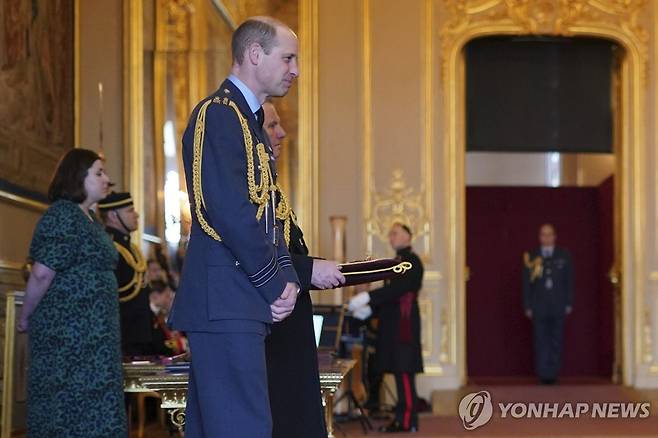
[232,17,286,65]
[150,279,170,294]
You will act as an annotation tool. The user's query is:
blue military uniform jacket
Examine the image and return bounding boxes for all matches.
[170,79,299,332]
[523,247,574,318]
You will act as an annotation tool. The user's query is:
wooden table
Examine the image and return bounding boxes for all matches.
[123,357,355,436]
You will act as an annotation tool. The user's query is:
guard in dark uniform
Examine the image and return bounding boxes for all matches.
[168,17,301,438]
[523,223,574,384]
[98,191,152,356]
[262,101,344,438]
[349,223,424,433]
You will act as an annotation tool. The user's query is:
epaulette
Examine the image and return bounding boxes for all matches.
[191,96,281,243]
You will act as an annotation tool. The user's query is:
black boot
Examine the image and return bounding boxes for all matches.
[378,420,418,433]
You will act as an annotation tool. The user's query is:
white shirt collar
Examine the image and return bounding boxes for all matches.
[228,74,261,114]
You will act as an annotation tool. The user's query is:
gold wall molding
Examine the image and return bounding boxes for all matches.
[210,0,238,29]
[441,0,649,83]
[0,261,23,272]
[419,296,433,358]
[123,0,145,247]
[74,0,80,148]
[361,0,373,240]
[297,0,320,253]
[0,191,46,213]
[366,169,431,257]
[439,0,648,386]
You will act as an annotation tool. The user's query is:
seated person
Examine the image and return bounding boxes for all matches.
[149,279,187,356]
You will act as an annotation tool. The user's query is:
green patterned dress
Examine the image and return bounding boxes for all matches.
[27,200,127,437]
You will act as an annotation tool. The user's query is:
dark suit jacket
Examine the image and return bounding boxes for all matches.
[107,226,152,355]
[523,247,574,318]
[170,79,299,332]
[265,219,326,438]
[370,246,424,373]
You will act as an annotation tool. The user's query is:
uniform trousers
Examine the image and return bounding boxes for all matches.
[185,324,271,438]
[394,372,418,429]
[532,315,565,381]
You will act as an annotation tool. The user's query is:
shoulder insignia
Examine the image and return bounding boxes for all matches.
[191,96,279,243]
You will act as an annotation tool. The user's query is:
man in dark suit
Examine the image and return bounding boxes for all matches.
[262,100,345,438]
[169,17,301,438]
[523,223,574,385]
[98,191,152,356]
[349,223,424,433]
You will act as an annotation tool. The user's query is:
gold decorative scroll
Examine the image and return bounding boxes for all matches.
[441,0,649,84]
[366,169,430,258]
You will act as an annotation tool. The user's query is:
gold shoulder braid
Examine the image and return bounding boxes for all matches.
[523,252,543,282]
[275,184,292,247]
[114,242,147,302]
[192,96,277,241]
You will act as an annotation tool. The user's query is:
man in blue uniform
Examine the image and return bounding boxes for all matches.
[523,223,574,385]
[169,17,301,437]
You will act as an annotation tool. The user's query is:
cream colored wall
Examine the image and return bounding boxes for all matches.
[316,0,450,398]
[78,0,124,187]
[315,0,658,395]
[317,0,364,261]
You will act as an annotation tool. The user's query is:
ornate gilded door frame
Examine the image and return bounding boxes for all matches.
[440,0,648,386]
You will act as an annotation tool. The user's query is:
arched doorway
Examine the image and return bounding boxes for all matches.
[439,0,648,386]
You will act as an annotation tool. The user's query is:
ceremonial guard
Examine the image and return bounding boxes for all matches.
[262,100,344,438]
[169,17,301,437]
[523,223,574,384]
[349,223,424,433]
[98,191,152,356]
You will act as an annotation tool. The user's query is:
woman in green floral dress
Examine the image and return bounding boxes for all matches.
[18,149,127,437]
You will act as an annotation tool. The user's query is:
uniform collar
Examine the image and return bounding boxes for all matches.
[396,246,412,256]
[106,226,131,244]
[228,74,261,114]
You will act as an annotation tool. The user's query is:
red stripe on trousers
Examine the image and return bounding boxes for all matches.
[401,373,412,429]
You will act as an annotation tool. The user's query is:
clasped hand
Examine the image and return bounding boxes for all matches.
[271,282,299,322]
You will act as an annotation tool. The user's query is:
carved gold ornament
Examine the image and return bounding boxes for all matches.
[367,169,429,247]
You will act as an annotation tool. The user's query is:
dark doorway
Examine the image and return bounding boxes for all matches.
[465,182,614,382]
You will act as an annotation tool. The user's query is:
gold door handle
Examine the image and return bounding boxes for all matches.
[608,267,620,285]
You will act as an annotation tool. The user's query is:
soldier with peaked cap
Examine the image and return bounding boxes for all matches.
[98,191,152,356]
[169,16,301,438]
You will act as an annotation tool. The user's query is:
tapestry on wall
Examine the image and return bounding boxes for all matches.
[0,0,74,202]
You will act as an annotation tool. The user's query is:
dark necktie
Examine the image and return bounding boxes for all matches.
[255,107,265,129]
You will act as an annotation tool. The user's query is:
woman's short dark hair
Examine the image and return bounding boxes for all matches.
[47,149,101,203]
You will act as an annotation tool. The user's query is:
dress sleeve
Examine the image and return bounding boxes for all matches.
[30,203,81,272]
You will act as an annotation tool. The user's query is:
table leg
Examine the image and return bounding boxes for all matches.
[322,389,335,438]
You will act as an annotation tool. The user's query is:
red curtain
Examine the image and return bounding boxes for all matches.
[466,183,614,380]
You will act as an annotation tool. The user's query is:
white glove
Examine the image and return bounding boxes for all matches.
[352,305,372,321]
[348,291,371,311]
